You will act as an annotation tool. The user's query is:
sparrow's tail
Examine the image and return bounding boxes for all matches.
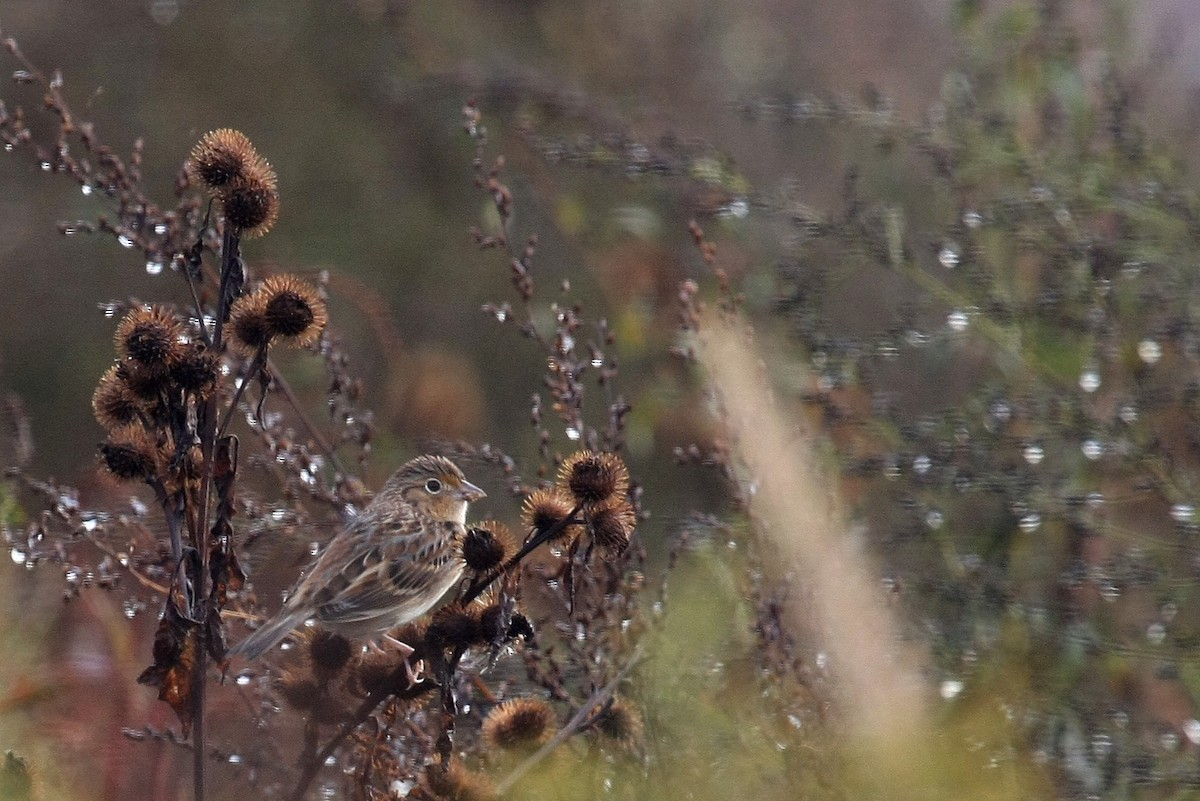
[228,609,309,660]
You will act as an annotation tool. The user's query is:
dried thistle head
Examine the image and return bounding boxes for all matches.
[187,128,260,191]
[276,670,321,712]
[168,343,218,396]
[114,305,183,369]
[349,620,427,697]
[116,361,168,402]
[521,488,578,542]
[461,520,515,573]
[427,602,486,649]
[225,275,326,356]
[587,498,636,556]
[558,450,629,508]
[218,161,279,238]
[481,697,557,751]
[307,629,353,682]
[226,290,272,356]
[424,760,496,801]
[592,697,643,750]
[92,364,143,429]
[99,424,160,481]
[259,275,326,347]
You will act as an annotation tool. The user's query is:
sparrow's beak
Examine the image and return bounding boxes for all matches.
[457,481,486,502]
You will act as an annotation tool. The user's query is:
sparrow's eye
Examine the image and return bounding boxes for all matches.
[424,478,443,494]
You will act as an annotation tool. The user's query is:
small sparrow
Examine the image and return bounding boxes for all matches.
[230,455,485,660]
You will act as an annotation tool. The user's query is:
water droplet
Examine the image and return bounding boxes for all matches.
[1081,439,1103,460]
[145,260,164,276]
[989,399,1012,424]
[1100,583,1120,601]
[940,678,964,700]
[1119,404,1138,424]
[565,426,581,441]
[938,243,960,269]
[1147,622,1166,645]
[962,210,983,229]
[122,599,141,619]
[1184,720,1200,745]
[80,184,93,196]
[1092,733,1113,757]
[1054,206,1072,226]
[1138,339,1162,365]
[494,308,507,322]
[227,753,242,764]
[947,309,969,331]
[1023,444,1044,465]
[1087,491,1105,507]
[1079,368,1100,393]
[913,455,932,475]
[39,161,51,172]
[117,234,134,249]
[9,548,26,565]
[1161,732,1179,752]
[1019,513,1042,533]
[926,509,944,529]
[1162,602,1178,622]
[235,671,253,686]
[1170,503,1195,523]
[815,651,828,670]
[130,496,148,516]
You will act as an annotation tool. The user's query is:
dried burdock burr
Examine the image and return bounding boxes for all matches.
[99,424,160,481]
[308,630,354,682]
[480,697,557,751]
[226,274,326,356]
[461,521,515,573]
[424,759,496,801]
[187,128,261,191]
[218,163,278,238]
[521,487,579,543]
[427,602,487,650]
[114,305,183,370]
[168,343,219,396]
[557,450,629,508]
[587,498,636,556]
[591,697,643,750]
[92,364,144,429]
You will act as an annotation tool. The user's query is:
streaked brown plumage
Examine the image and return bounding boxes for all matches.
[230,455,485,660]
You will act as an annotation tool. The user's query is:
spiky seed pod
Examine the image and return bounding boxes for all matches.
[481,697,557,751]
[427,603,485,649]
[308,630,353,681]
[276,671,321,711]
[225,290,272,357]
[592,698,643,749]
[116,361,167,402]
[461,521,515,573]
[168,344,218,395]
[557,450,629,508]
[424,760,496,801]
[187,128,260,191]
[115,306,183,369]
[349,620,428,697]
[259,275,327,347]
[92,365,143,429]
[99,425,159,481]
[587,498,636,556]
[521,488,579,542]
[219,161,279,238]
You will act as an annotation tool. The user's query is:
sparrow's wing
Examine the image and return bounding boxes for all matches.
[304,507,462,626]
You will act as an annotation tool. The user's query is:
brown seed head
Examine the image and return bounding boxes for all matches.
[520,488,578,541]
[424,760,496,801]
[99,425,159,481]
[481,697,557,751]
[558,450,629,507]
[168,343,219,395]
[225,290,272,357]
[92,365,143,429]
[308,630,353,681]
[428,603,485,649]
[260,275,327,347]
[593,698,643,749]
[115,306,183,368]
[588,499,636,556]
[219,161,279,237]
[461,521,514,573]
[276,671,321,711]
[187,129,259,191]
[116,361,167,402]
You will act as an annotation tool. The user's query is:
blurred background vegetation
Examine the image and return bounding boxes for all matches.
[7,0,1200,799]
